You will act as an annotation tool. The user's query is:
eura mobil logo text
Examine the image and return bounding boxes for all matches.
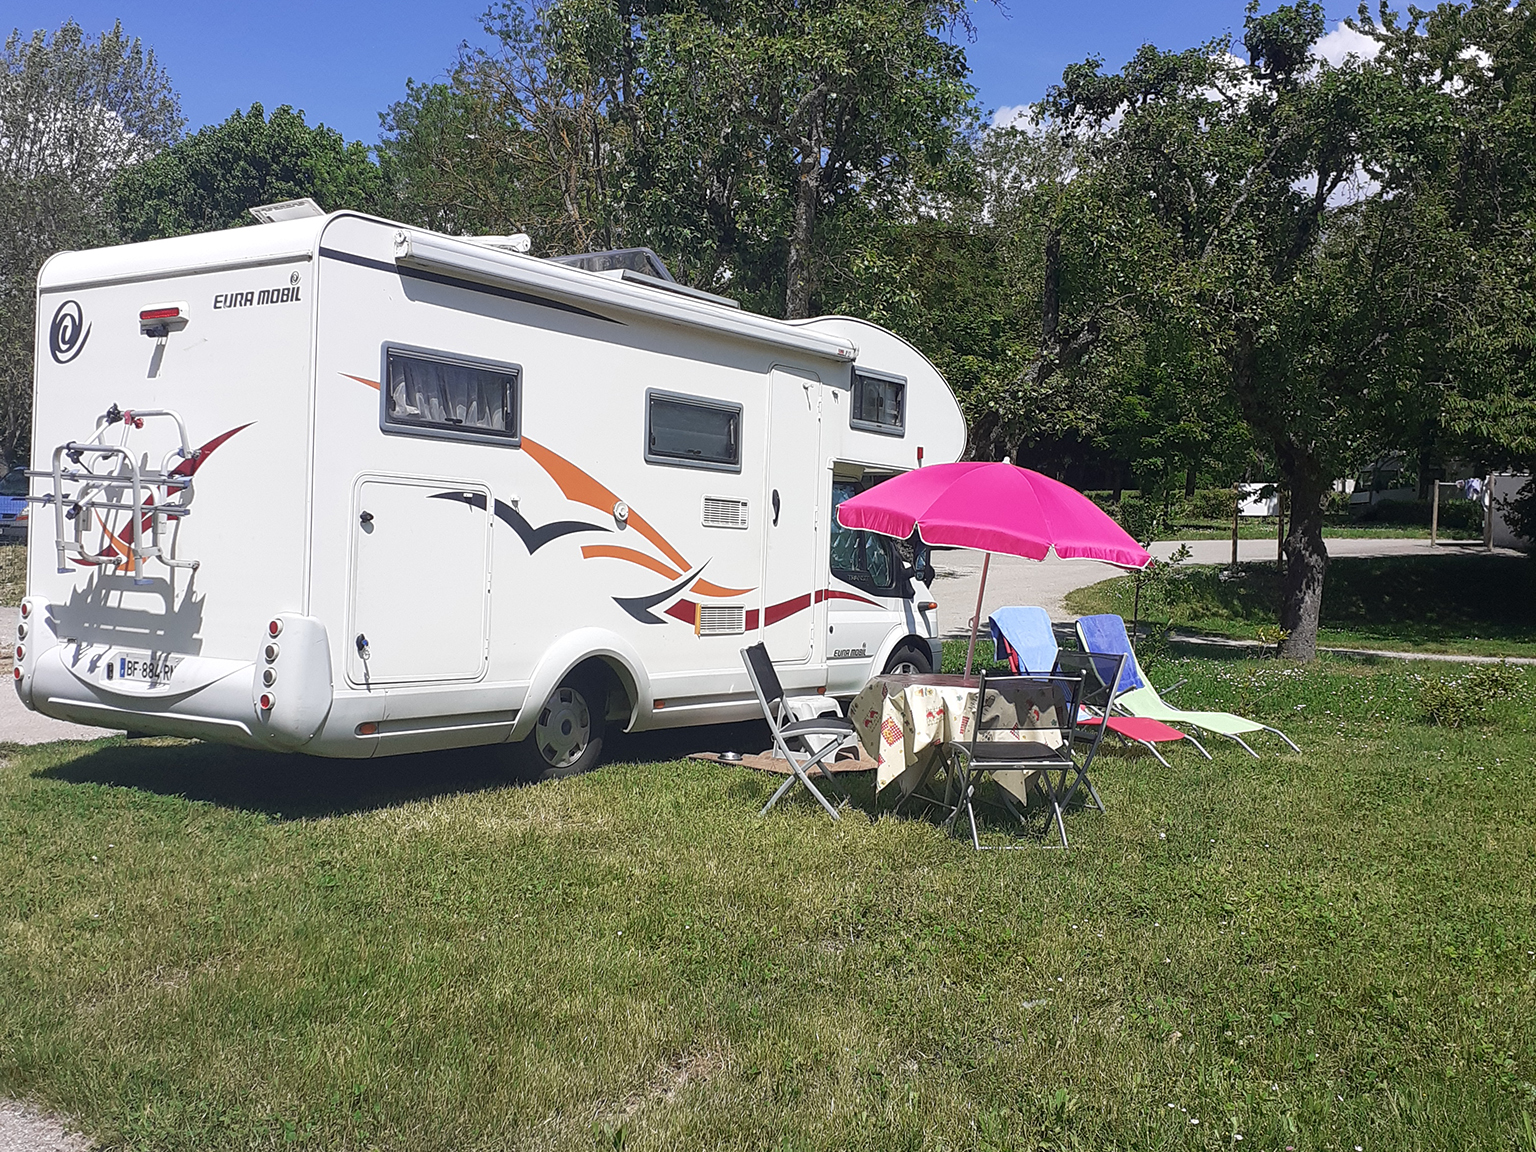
[213,270,304,311]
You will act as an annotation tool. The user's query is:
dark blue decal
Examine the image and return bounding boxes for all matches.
[428,490,609,553]
[613,562,709,624]
[49,300,91,364]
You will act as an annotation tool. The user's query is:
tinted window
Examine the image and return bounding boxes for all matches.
[0,470,26,497]
[385,350,519,442]
[850,371,905,435]
[646,392,741,471]
[829,481,899,595]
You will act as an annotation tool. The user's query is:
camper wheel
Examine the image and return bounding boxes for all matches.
[883,642,933,676]
[520,668,607,780]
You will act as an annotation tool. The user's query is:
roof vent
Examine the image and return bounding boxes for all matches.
[248,197,324,224]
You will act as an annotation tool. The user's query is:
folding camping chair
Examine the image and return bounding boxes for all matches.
[741,643,860,820]
[989,607,1210,765]
[1075,614,1301,756]
[951,670,1087,850]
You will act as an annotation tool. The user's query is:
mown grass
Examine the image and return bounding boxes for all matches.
[1067,553,1536,658]
[2,654,1535,1150]
[0,543,23,607]
[1158,522,1462,542]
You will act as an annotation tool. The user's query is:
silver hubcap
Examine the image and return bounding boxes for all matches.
[890,659,923,675]
[537,686,591,768]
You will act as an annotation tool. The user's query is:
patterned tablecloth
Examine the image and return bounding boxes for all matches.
[849,674,1065,796]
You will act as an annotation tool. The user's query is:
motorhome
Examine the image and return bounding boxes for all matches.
[14,209,966,775]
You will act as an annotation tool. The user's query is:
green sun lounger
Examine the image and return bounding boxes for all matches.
[1075,614,1300,757]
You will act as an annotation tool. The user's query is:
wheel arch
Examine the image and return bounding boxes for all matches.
[873,627,937,675]
[509,628,649,743]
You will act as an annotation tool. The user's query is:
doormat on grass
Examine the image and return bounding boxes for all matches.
[688,746,874,776]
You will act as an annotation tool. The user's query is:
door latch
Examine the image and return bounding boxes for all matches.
[358,510,374,525]
[355,633,370,659]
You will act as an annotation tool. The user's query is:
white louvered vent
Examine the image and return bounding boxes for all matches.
[702,496,749,529]
[696,604,747,636]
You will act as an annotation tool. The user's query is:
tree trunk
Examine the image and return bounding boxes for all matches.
[1277,465,1330,661]
[785,170,817,319]
[784,88,827,321]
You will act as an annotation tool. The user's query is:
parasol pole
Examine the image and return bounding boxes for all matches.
[963,552,991,681]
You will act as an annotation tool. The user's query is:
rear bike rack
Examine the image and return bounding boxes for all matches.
[28,405,202,585]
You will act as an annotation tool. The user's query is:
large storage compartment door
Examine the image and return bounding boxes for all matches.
[760,367,822,663]
[347,477,491,685]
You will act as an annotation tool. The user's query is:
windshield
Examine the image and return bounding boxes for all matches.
[0,470,27,497]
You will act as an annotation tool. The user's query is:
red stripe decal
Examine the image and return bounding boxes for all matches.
[665,599,696,624]
[764,593,812,626]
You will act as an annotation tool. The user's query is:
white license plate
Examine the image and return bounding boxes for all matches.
[108,652,179,685]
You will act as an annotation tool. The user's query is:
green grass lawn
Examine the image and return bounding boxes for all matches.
[0,544,22,607]
[1159,522,1464,541]
[2,654,1534,1150]
[1067,553,1536,658]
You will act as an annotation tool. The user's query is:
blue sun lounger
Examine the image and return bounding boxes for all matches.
[1074,614,1299,757]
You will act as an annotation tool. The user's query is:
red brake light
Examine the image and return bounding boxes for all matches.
[139,306,182,322]
[259,692,275,710]
[19,602,30,618]
[268,619,282,637]
[11,667,20,681]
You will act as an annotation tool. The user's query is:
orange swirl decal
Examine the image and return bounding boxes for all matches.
[521,436,691,572]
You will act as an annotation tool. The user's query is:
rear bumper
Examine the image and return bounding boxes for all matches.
[16,602,337,752]
[28,644,268,747]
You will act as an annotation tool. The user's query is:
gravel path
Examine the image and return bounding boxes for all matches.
[0,1103,89,1152]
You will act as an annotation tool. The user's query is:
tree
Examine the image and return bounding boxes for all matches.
[1040,2,1479,659]
[378,3,620,252]
[113,103,387,241]
[379,0,981,318]
[0,20,181,470]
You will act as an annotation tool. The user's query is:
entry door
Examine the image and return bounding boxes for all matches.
[760,367,822,663]
[348,477,491,685]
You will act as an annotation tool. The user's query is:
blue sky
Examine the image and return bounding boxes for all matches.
[14,1,1362,143]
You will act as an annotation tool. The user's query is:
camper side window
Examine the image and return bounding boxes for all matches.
[384,349,520,444]
[850,371,905,436]
[645,391,742,472]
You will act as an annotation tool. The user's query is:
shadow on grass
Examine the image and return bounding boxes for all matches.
[27,710,1100,845]
[30,719,790,821]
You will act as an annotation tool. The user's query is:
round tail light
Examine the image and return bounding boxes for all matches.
[264,642,280,663]
[12,644,22,661]
[12,666,20,681]
[259,691,276,710]
[267,619,283,638]
[262,668,277,687]
[19,602,30,618]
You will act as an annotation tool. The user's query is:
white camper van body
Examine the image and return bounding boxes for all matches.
[14,213,966,761]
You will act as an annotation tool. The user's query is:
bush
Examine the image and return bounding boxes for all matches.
[1184,487,1239,521]
[1419,661,1526,727]
[1354,498,1481,532]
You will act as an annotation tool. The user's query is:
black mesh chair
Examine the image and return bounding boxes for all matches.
[741,643,859,820]
[952,670,1086,849]
[1051,650,1127,817]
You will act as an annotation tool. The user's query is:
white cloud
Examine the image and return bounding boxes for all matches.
[1312,23,1382,67]
[991,104,1039,131]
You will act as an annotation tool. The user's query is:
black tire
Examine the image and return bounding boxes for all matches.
[883,641,933,676]
[515,669,607,781]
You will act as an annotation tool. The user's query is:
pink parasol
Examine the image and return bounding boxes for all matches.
[835,462,1151,678]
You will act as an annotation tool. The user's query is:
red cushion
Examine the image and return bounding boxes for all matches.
[1078,715,1187,743]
